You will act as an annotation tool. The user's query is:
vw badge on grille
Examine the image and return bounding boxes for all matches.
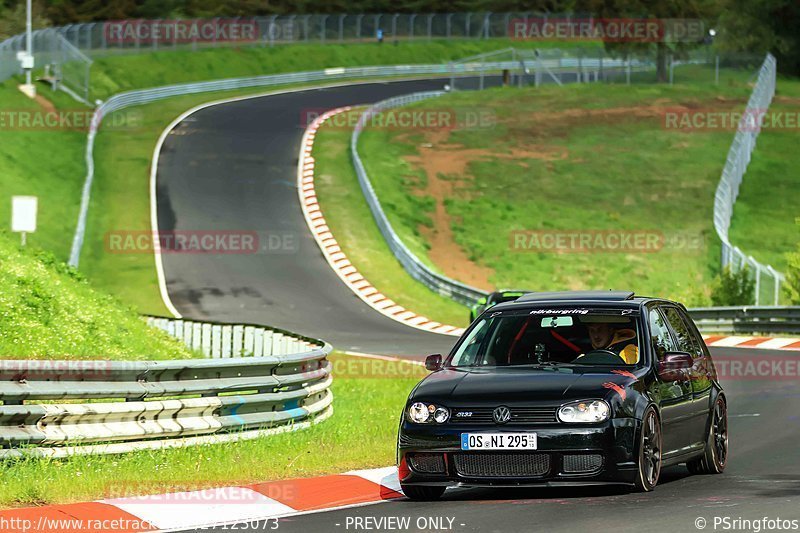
[493,406,511,424]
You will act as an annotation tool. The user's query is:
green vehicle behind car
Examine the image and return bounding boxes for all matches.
[469,289,533,323]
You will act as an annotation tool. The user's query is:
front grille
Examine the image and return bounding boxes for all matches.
[408,453,446,474]
[562,454,603,473]
[454,453,551,478]
[451,407,557,425]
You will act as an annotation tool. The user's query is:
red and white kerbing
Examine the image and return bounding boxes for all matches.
[297,107,465,337]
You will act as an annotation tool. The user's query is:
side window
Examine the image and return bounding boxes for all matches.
[662,307,702,357]
[648,308,677,361]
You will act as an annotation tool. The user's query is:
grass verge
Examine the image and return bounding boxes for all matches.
[312,116,468,327]
[0,353,421,508]
[0,81,89,260]
[727,76,800,273]
[0,233,195,360]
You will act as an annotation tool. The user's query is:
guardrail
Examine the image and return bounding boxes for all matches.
[0,338,333,457]
[712,53,783,305]
[145,316,322,358]
[689,306,800,335]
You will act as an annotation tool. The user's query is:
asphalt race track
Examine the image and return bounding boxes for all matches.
[157,77,502,357]
[156,79,800,532]
[176,345,800,533]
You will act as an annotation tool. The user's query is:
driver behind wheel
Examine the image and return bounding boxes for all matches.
[583,322,639,364]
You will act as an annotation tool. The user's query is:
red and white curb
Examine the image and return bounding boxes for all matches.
[0,467,402,532]
[297,107,465,338]
[702,335,800,351]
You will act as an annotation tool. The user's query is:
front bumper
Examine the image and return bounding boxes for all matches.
[397,418,639,487]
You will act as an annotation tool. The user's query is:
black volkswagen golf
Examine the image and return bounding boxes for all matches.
[397,291,727,500]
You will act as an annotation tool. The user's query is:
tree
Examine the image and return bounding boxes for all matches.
[0,1,51,40]
[717,0,800,76]
[575,0,722,82]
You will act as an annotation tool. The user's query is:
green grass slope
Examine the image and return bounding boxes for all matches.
[356,73,764,308]
[0,233,196,360]
[0,81,88,260]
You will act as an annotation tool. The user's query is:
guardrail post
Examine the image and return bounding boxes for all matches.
[221,325,231,357]
[273,333,285,355]
[244,326,255,356]
[232,325,244,356]
[263,330,274,356]
[201,323,212,356]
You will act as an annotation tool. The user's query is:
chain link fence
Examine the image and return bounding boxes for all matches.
[712,54,783,305]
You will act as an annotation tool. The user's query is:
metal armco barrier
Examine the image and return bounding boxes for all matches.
[145,316,321,358]
[0,340,333,456]
[689,306,800,335]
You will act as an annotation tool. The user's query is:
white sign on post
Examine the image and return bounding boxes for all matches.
[11,196,37,245]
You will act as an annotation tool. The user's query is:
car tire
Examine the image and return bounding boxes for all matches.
[634,407,662,492]
[687,395,728,475]
[401,485,446,501]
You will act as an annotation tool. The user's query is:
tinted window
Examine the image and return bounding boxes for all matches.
[648,308,676,361]
[663,307,703,357]
[449,308,640,367]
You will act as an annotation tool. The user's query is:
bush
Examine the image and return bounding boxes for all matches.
[785,219,800,304]
[711,265,756,306]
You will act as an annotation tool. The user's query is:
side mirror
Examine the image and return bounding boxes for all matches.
[425,354,443,371]
[657,352,694,382]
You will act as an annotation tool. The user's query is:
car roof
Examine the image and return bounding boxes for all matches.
[489,291,680,312]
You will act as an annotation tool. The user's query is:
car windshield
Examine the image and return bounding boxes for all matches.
[448,308,641,368]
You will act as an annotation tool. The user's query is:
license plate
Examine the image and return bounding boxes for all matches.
[460,433,537,450]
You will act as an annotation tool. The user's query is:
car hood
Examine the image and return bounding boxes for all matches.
[412,366,634,404]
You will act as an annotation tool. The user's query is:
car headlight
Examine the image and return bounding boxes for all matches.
[558,400,610,423]
[407,402,450,424]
